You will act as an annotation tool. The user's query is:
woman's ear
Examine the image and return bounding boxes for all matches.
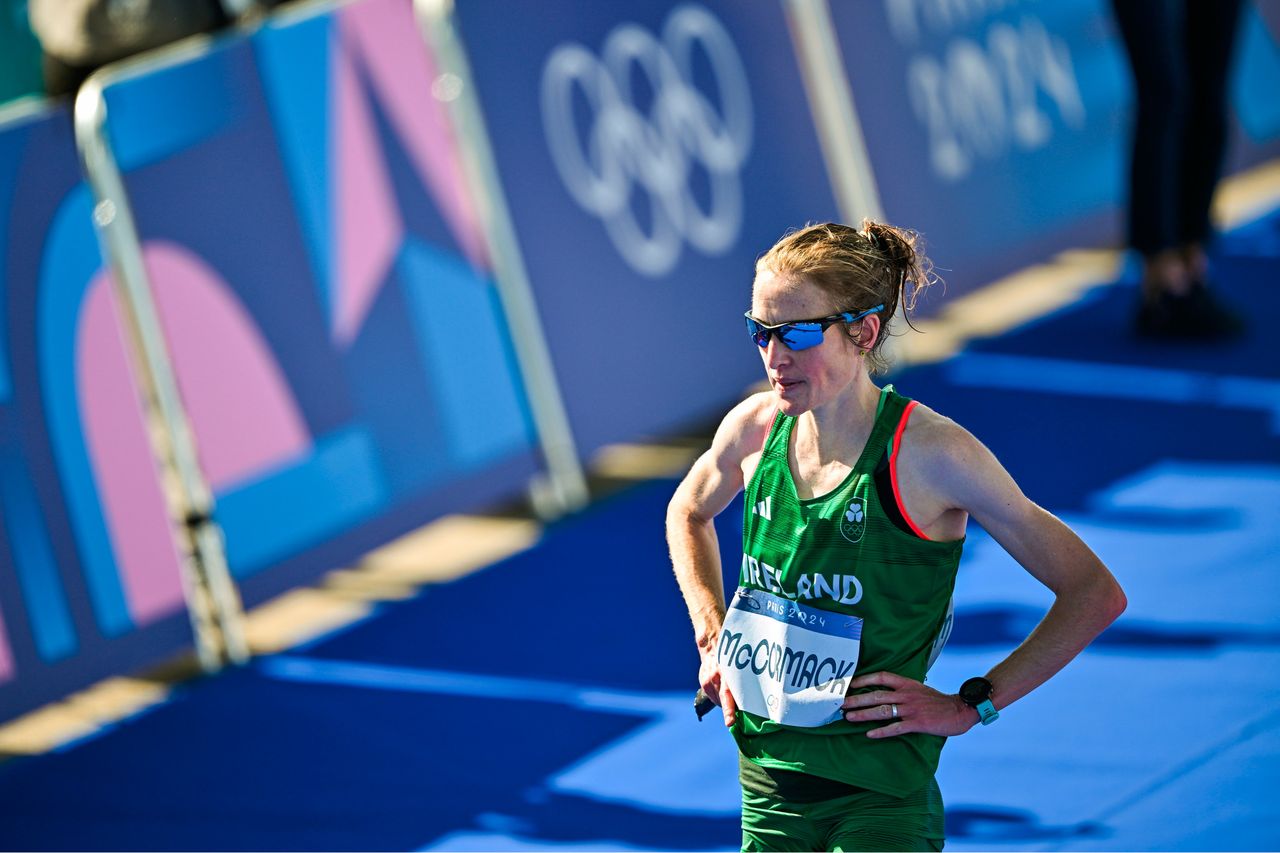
[858,314,881,351]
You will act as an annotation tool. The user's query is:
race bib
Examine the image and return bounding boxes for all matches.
[717,587,862,728]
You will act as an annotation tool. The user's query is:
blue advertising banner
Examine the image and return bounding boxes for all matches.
[829,0,1280,298]
[452,0,841,457]
[1230,2,1280,160]
[0,103,196,723]
[97,0,541,608]
[830,0,1129,296]
[2,0,547,724]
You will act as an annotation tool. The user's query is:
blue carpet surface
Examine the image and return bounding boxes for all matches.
[0,223,1276,851]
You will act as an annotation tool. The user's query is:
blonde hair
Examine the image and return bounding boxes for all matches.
[755,220,938,375]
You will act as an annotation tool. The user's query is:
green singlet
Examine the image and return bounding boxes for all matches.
[733,385,965,798]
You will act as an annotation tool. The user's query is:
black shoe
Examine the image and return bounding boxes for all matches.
[1134,282,1245,340]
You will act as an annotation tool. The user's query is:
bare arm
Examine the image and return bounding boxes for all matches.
[949,426,1126,712]
[666,393,772,724]
[843,414,1127,737]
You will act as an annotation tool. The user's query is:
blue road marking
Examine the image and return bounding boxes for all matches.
[947,353,1280,431]
[259,655,688,716]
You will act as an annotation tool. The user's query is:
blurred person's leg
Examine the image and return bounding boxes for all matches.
[1112,0,1244,338]
[1112,0,1187,296]
[1178,0,1246,280]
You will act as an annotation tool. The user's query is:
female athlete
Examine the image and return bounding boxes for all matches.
[666,221,1127,851]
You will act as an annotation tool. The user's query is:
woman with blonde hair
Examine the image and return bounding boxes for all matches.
[667,221,1126,851]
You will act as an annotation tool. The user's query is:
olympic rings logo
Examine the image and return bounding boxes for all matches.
[540,5,754,277]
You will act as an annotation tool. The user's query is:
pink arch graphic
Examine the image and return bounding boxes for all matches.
[0,607,13,683]
[79,242,312,627]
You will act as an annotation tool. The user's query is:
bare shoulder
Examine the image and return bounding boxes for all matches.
[712,391,776,460]
[899,401,978,466]
[898,401,1022,512]
[669,392,776,522]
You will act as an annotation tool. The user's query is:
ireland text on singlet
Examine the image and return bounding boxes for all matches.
[732,385,964,798]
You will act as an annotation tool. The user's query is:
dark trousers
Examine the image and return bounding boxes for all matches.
[1111,0,1246,256]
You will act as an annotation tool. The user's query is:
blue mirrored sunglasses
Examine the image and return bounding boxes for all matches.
[743,304,884,351]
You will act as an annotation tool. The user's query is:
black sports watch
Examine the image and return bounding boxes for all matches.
[959,676,1000,726]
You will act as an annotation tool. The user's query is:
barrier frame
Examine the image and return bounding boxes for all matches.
[76,38,253,673]
[414,0,588,515]
[785,0,885,225]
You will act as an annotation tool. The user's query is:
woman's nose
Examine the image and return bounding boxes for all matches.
[764,335,790,367]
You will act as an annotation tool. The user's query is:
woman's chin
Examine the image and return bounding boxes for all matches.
[774,387,811,415]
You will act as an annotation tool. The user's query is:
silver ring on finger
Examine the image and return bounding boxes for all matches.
[891,703,899,718]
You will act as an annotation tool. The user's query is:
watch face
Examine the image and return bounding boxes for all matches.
[960,677,992,706]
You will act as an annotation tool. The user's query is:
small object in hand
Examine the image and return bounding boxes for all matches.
[694,689,715,720]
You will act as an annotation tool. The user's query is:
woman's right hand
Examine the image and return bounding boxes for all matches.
[699,651,737,727]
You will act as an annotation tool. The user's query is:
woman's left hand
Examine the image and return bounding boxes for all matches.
[840,671,977,738]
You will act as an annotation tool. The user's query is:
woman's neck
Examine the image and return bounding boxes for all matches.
[797,376,881,463]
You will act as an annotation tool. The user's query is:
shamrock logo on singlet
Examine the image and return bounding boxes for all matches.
[839,498,866,543]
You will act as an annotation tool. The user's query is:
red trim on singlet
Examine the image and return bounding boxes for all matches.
[764,411,780,452]
[890,400,932,541]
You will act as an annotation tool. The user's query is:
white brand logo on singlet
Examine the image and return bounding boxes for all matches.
[717,587,861,727]
[753,495,772,520]
[839,498,866,543]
